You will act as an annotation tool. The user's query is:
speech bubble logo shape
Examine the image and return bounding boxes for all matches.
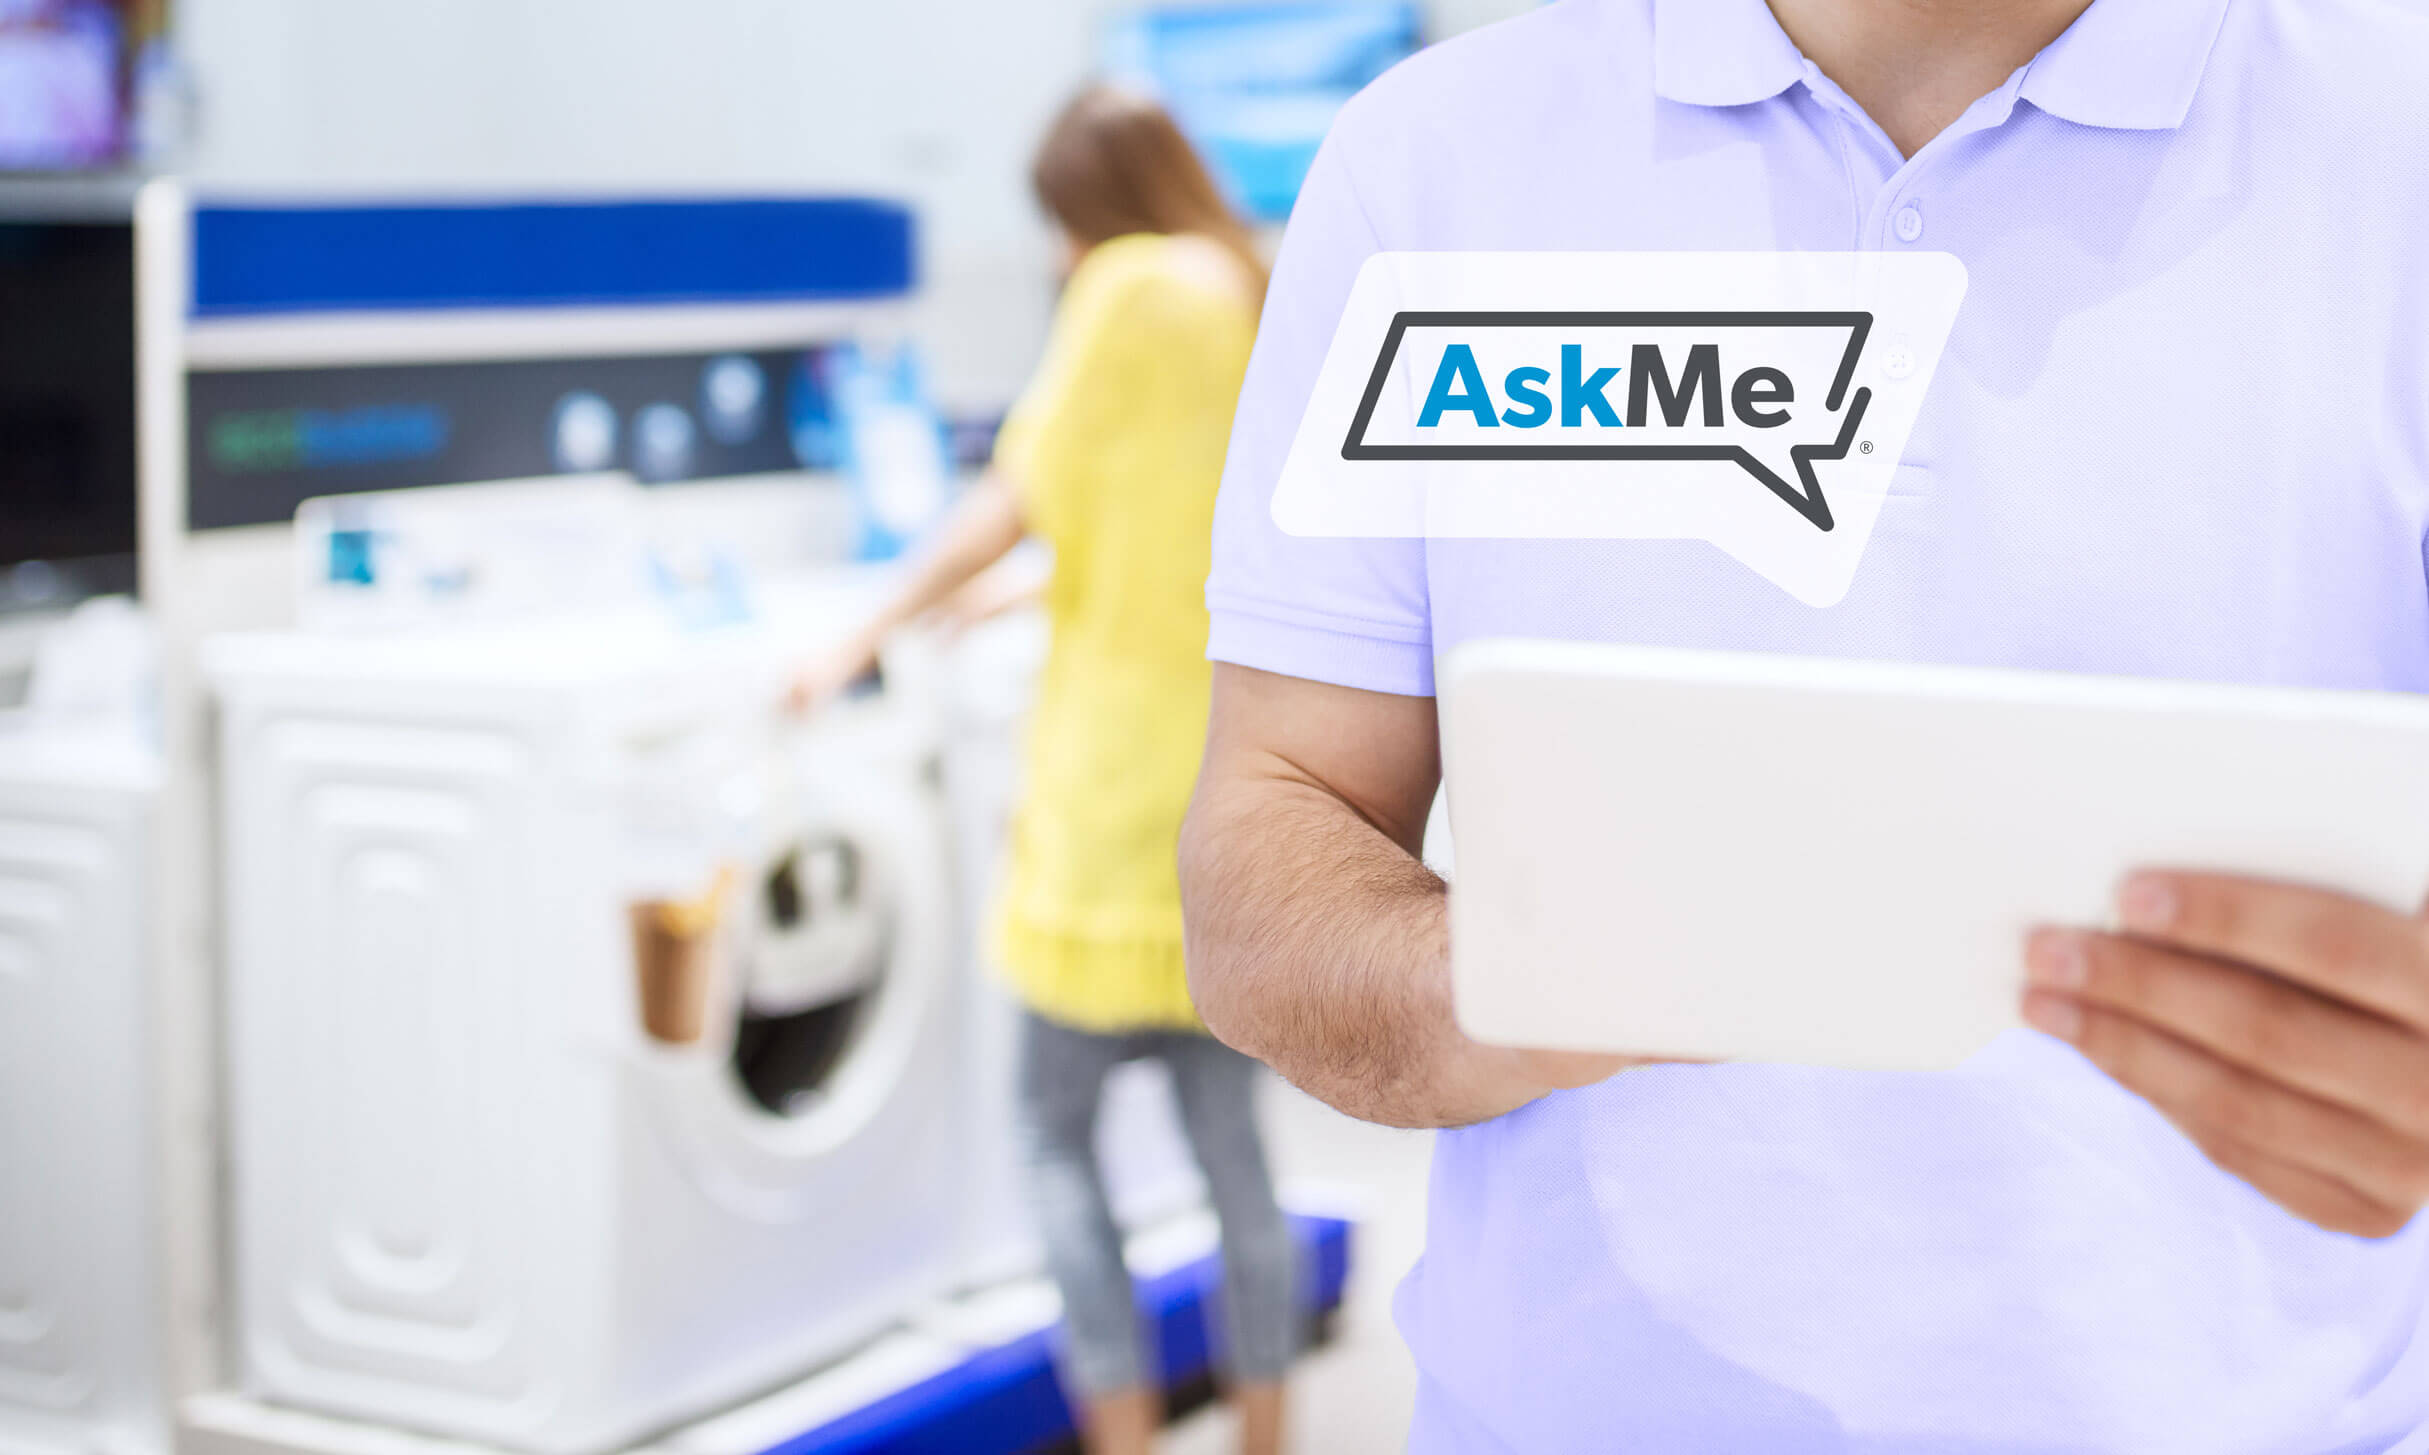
[1271,253,1969,606]
[1343,311,1873,531]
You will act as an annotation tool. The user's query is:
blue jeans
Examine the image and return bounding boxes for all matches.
[1014,1009,1299,1398]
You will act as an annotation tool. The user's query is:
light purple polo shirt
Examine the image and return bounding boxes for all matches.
[1206,0,2429,1447]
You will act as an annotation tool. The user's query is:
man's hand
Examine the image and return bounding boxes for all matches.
[1182,664,1640,1128]
[2024,872,2429,1238]
[1511,1047,1650,1094]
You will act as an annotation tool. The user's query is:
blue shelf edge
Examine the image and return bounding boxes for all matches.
[765,1213,1353,1455]
[190,197,917,317]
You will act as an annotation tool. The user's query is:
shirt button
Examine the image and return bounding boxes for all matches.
[1892,204,1925,242]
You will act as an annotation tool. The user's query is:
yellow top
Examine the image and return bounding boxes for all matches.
[986,233,1259,1032]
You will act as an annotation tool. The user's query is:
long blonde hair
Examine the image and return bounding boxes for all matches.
[1030,84,1268,305]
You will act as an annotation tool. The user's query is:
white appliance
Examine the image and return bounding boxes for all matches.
[934,606,1206,1289]
[206,577,964,1455]
[0,720,166,1455]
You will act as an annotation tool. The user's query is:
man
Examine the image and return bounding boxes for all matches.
[1179,0,2429,1447]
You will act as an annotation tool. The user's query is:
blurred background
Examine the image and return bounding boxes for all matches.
[177,0,1525,409]
[0,3,1527,1454]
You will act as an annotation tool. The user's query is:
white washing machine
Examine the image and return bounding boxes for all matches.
[206,577,964,1455]
[0,719,166,1455]
[934,605,1206,1289]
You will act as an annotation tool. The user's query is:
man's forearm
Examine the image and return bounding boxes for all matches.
[1179,771,1541,1129]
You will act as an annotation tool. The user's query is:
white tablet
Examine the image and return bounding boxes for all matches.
[1440,640,2429,1071]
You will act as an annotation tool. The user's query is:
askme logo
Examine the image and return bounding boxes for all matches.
[1344,312,1872,532]
[1273,253,1967,607]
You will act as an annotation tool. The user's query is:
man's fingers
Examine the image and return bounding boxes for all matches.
[2182,1123,2422,1241]
[1514,1047,1652,1091]
[2114,871,2429,1029]
[2028,929,2429,1142]
[2024,995,2429,1224]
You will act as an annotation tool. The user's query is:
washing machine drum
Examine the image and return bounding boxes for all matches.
[729,785,914,1119]
[743,832,892,1016]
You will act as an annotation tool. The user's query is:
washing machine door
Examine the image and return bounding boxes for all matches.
[629,747,957,1193]
[718,755,947,1139]
[611,736,964,1421]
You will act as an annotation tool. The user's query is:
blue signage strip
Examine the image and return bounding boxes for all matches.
[191,198,916,317]
[760,1213,1353,1455]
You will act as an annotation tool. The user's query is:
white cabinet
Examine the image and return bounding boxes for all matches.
[0,736,165,1455]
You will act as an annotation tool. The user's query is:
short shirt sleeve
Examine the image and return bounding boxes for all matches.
[1206,126,1435,697]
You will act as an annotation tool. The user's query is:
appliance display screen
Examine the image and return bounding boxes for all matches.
[0,219,139,598]
[185,346,842,531]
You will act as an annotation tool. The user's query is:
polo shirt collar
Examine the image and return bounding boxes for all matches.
[1650,0,2233,132]
[2016,0,2232,131]
[1651,0,1804,108]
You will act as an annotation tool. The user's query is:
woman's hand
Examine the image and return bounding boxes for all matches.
[783,473,1032,716]
[784,472,1031,717]
[784,627,884,716]
[2024,871,2429,1238]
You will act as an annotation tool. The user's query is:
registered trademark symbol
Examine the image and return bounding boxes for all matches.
[1859,440,1874,454]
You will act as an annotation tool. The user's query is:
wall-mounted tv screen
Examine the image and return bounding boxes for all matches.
[0,0,169,172]
[1105,2,1421,222]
